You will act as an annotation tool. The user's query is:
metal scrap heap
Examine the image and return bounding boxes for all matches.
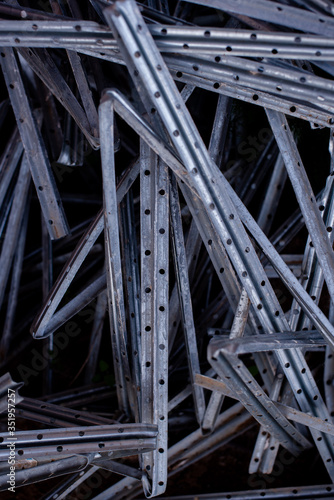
[1,0,334,498]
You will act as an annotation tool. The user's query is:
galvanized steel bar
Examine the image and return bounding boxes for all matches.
[0,47,69,239]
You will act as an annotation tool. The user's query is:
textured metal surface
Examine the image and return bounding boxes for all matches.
[1,0,334,498]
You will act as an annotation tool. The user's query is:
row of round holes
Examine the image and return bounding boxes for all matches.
[221,366,321,447]
[143,172,167,317]
[213,487,333,499]
[16,442,106,456]
[0,53,55,226]
[25,24,82,32]
[160,24,326,40]
[174,65,333,125]
[178,41,324,57]
[132,53,334,128]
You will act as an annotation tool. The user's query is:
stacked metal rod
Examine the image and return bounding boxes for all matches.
[1,0,334,498]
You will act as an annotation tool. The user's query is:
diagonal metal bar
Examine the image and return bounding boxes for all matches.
[266,109,334,305]
[169,172,205,427]
[0,47,69,239]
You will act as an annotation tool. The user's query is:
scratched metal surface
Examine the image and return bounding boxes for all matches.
[0,0,334,498]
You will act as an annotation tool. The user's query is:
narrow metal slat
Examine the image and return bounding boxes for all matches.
[169,172,205,427]
[0,47,69,239]
[181,0,334,37]
[99,96,134,417]
[102,1,334,480]
[140,140,169,497]
[31,159,139,339]
[266,109,334,306]
[121,190,142,420]
[0,156,30,309]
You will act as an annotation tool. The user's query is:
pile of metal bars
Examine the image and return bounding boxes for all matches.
[1,0,334,497]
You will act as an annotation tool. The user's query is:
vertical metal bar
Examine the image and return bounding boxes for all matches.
[121,190,142,419]
[140,140,169,496]
[84,291,108,385]
[99,96,133,417]
[42,215,54,394]
[325,302,334,419]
